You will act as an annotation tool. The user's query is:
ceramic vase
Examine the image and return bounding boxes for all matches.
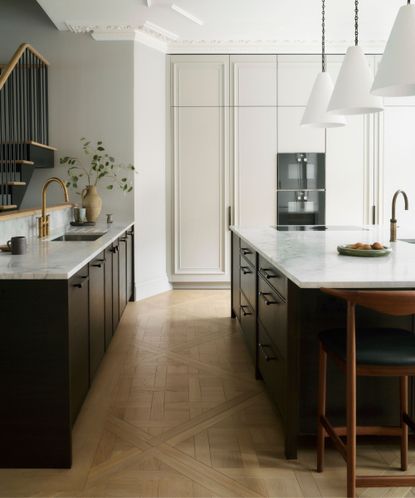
[82,185,102,222]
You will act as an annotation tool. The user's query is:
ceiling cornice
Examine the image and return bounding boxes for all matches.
[64,24,385,54]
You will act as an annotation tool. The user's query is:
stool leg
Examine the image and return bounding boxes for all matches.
[400,376,408,471]
[346,304,356,498]
[317,343,327,473]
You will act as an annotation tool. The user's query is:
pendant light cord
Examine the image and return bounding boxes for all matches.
[322,0,326,72]
[354,0,359,46]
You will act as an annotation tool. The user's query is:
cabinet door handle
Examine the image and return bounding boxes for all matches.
[92,261,104,268]
[73,276,89,288]
[260,268,279,280]
[241,248,252,256]
[259,291,280,305]
[259,343,278,362]
[127,230,133,236]
[240,305,252,316]
[111,246,119,253]
[241,266,253,275]
[120,237,127,242]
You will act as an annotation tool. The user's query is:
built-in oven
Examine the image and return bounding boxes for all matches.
[277,153,325,225]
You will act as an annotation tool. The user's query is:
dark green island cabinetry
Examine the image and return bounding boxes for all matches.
[0,225,134,468]
[231,231,412,459]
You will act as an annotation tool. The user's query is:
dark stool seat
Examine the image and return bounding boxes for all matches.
[319,327,415,366]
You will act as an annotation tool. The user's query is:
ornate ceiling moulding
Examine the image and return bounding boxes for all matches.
[168,39,386,54]
[64,23,385,55]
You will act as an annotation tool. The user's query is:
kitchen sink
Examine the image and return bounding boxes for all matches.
[399,239,415,244]
[51,232,107,242]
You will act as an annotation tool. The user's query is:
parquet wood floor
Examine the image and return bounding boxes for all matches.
[1,290,414,497]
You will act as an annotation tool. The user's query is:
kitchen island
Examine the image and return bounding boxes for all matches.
[231,225,415,459]
[0,222,134,468]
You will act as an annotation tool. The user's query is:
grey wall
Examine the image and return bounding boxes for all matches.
[0,0,134,220]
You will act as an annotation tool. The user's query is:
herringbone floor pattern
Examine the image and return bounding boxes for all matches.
[1,290,414,497]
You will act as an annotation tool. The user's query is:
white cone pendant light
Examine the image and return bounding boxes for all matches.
[372,2,415,97]
[301,72,346,127]
[327,1,383,115]
[301,0,346,128]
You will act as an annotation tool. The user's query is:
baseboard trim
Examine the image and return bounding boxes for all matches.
[172,282,231,290]
[134,275,172,301]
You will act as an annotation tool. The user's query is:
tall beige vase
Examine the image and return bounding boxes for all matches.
[82,185,102,222]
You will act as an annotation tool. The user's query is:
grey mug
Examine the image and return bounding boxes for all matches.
[7,236,27,255]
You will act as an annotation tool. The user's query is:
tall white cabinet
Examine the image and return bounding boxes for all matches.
[170,55,230,284]
[231,55,277,226]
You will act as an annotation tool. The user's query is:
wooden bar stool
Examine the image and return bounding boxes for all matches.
[317,288,415,498]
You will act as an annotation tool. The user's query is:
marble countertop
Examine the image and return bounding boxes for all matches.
[0,221,134,280]
[231,225,415,288]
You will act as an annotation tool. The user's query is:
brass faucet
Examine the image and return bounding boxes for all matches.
[38,177,70,238]
[390,190,409,242]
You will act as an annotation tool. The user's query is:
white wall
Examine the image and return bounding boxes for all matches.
[0,0,134,220]
[134,43,170,300]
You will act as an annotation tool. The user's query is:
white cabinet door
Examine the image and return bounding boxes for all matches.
[278,107,325,152]
[326,115,365,225]
[230,55,277,106]
[278,55,321,106]
[172,106,229,282]
[232,107,277,226]
[383,107,415,227]
[171,55,229,107]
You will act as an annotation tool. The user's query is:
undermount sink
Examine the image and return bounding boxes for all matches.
[51,232,107,242]
[399,239,415,244]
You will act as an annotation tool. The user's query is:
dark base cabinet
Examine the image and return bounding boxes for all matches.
[112,239,120,332]
[89,253,106,382]
[104,245,114,349]
[0,225,134,469]
[0,280,71,468]
[69,266,90,426]
[231,231,413,460]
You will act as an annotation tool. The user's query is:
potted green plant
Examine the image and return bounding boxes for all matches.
[60,138,134,222]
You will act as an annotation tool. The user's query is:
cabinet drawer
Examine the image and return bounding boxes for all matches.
[240,257,256,309]
[258,324,285,418]
[240,292,256,362]
[258,256,287,299]
[258,275,287,357]
[240,243,256,269]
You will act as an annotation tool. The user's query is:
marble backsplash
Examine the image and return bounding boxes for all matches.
[0,207,72,244]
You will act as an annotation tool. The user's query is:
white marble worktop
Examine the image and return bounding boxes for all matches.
[231,225,415,288]
[0,221,134,280]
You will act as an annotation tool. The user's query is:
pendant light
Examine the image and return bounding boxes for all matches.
[301,0,346,128]
[327,0,383,115]
[372,1,415,97]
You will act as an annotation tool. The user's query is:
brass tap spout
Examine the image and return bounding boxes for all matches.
[38,177,70,238]
[390,190,409,242]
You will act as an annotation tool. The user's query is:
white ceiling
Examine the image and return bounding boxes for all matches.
[36,0,404,53]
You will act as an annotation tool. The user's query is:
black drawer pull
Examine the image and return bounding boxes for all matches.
[120,237,127,242]
[240,305,252,316]
[241,248,252,256]
[110,246,119,253]
[259,343,278,362]
[241,266,253,275]
[259,291,280,305]
[261,268,279,280]
[92,262,104,268]
[73,276,89,288]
